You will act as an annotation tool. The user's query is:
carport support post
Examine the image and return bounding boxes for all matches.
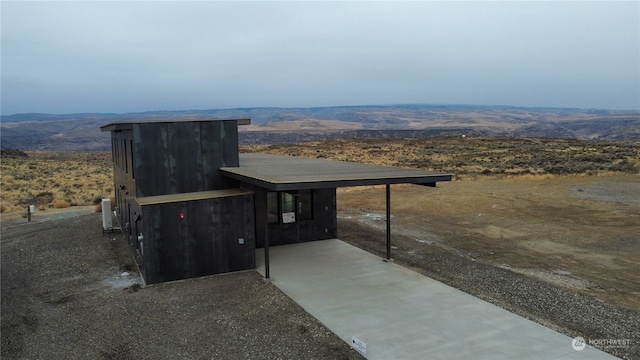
[264,191,270,279]
[386,184,391,260]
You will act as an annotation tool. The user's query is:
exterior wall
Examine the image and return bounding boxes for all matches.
[251,187,337,248]
[107,120,247,284]
[133,120,240,197]
[138,194,255,284]
[111,128,139,243]
[107,119,340,284]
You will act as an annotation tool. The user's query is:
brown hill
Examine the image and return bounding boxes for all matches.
[2,105,639,150]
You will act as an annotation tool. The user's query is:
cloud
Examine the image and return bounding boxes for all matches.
[1,1,638,114]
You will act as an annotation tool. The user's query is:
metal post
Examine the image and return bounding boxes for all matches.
[264,191,270,279]
[27,206,32,223]
[386,184,391,260]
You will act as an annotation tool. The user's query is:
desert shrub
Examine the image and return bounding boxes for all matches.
[34,191,55,204]
[0,148,28,158]
[0,203,6,213]
[611,160,639,174]
[53,200,70,208]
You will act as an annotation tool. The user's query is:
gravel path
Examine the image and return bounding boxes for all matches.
[1,214,363,360]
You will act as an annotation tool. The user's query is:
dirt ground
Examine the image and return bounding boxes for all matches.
[0,205,97,224]
[338,174,640,312]
[1,153,638,358]
[337,174,639,359]
[0,214,364,360]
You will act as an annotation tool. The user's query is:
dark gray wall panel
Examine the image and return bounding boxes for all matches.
[140,195,255,284]
[135,123,170,197]
[168,122,203,194]
[201,121,224,190]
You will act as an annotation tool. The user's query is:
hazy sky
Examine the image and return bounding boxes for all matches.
[1,1,639,115]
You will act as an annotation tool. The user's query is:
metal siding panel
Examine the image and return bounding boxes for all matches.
[222,120,239,167]
[267,224,298,247]
[210,198,225,273]
[201,121,224,189]
[157,202,182,283]
[228,196,246,271]
[168,122,203,194]
[223,195,253,271]
[139,206,153,283]
[254,188,267,249]
[135,123,170,197]
[218,198,233,272]
[144,203,167,284]
[142,194,256,283]
[314,188,338,240]
[181,201,195,277]
[243,194,256,269]
[190,199,216,277]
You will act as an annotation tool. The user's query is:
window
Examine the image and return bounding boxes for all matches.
[267,191,313,224]
[281,193,296,223]
[267,192,278,223]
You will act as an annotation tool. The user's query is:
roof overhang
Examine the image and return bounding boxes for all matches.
[221,153,453,191]
[100,118,251,132]
[135,188,253,206]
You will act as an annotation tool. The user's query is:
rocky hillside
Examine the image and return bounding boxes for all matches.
[1,105,639,150]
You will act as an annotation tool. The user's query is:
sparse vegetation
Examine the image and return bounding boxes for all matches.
[242,137,640,180]
[0,148,29,158]
[1,138,638,214]
[53,200,71,209]
[0,151,113,212]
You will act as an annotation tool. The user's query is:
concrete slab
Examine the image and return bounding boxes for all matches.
[256,239,617,360]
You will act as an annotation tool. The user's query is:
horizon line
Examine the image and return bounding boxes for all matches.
[3,103,640,117]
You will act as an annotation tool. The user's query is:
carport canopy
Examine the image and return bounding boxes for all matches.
[221,153,452,191]
[221,153,453,278]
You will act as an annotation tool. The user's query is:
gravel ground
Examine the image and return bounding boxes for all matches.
[340,219,640,360]
[2,212,638,359]
[1,214,364,360]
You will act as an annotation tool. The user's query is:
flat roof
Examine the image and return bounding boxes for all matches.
[221,153,453,191]
[136,188,253,206]
[100,118,251,132]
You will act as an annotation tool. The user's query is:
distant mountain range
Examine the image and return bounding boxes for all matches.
[1,105,639,150]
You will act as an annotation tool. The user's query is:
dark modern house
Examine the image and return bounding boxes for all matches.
[101,118,452,285]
